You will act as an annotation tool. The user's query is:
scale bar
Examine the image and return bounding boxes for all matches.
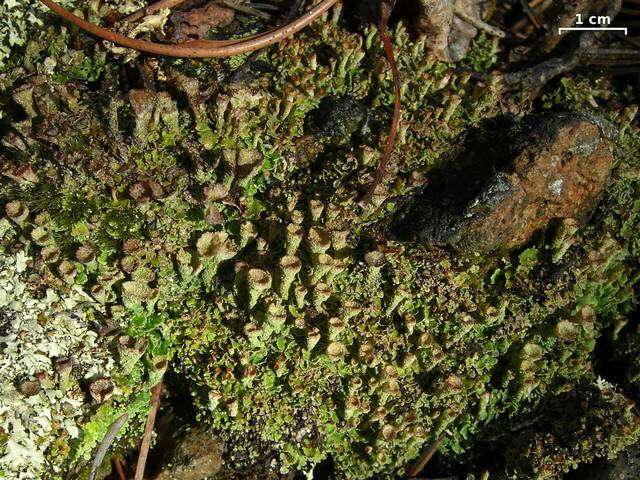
[559,27,628,34]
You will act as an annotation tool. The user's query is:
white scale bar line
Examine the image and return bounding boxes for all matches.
[559,27,628,34]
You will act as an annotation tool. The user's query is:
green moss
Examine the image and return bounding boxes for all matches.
[72,391,152,462]
[461,33,498,73]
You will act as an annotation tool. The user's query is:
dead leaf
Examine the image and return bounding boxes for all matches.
[171,3,236,42]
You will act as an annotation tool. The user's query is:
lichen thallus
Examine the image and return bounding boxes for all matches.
[40,0,402,204]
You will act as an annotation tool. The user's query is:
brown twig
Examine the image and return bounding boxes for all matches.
[618,32,640,49]
[122,0,187,24]
[134,381,163,480]
[500,0,623,95]
[519,0,544,29]
[511,0,552,32]
[407,434,445,478]
[361,0,402,205]
[39,0,340,58]
[113,457,127,480]
[222,0,271,20]
[582,48,640,66]
[454,6,506,38]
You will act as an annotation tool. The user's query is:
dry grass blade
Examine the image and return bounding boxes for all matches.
[407,434,445,478]
[361,0,402,205]
[88,413,129,480]
[222,0,271,20]
[134,381,163,480]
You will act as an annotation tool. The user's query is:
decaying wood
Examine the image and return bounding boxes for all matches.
[170,2,236,42]
[416,0,455,61]
[123,0,187,24]
[500,0,623,96]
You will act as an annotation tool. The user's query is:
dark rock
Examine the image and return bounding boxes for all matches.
[568,444,640,480]
[393,113,615,252]
[305,96,368,143]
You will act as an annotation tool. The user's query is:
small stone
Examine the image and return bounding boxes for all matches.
[154,426,224,480]
[395,114,614,252]
[306,96,369,143]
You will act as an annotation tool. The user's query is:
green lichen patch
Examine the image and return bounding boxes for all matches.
[0,249,116,479]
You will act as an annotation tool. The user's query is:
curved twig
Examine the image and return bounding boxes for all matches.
[361,0,402,205]
[39,0,341,58]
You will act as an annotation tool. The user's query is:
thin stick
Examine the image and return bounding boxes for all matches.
[609,66,640,75]
[40,0,340,58]
[114,457,127,480]
[407,434,445,478]
[519,0,544,29]
[222,0,271,20]
[361,0,401,205]
[134,382,163,480]
[88,413,129,480]
[618,32,640,49]
[122,0,187,24]
[249,2,280,11]
[454,6,506,38]
[512,0,552,32]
